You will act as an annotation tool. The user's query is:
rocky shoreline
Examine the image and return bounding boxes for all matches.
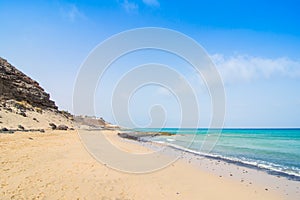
[117,130,174,141]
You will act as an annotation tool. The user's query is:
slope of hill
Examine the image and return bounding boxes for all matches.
[0,57,74,132]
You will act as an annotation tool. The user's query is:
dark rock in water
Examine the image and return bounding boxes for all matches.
[18,125,25,130]
[118,132,139,140]
[159,131,175,136]
[49,123,57,130]
[0,57,58,110]
[57,125,68,130]
[117,131,162,141]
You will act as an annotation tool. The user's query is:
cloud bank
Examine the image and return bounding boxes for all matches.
[211,54,300,84]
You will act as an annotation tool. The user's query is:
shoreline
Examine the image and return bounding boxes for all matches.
[1,129,298,199]
[117,129,300,181]
[148,139,300,181]
[117,131,300,199]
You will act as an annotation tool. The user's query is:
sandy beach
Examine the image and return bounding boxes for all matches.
[1,1,300,199]
[1,130,295,200]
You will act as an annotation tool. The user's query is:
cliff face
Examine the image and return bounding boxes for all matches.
[0,57,57,109]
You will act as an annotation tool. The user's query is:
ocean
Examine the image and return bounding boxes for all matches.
[135,128,300,180]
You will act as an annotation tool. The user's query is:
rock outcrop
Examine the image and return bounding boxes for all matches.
[74,116,107,128]
[0,57,57,109]
[0,57,75,132]
[74,115,119,129]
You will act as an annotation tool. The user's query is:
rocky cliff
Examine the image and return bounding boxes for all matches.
[0,57,112,132]
[0,57,57,109]
[0,57,75,132]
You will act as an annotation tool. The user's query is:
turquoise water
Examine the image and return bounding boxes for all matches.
[135,128,300,179]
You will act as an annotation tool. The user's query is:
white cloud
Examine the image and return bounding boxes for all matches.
[60,4,86,22]
[142,0,160,7]
[121,0,139,13]
[211,54,300,84]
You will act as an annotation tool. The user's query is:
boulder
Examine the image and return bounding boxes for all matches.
[57,125,68,130]
[18,125,25,130]
[1,127,8,132]
[49,123,57,130]
[18,111,26,117]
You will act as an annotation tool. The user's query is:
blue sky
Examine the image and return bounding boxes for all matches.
[1,0,300,127]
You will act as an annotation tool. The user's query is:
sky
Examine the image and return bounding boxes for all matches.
[1,0,300,128]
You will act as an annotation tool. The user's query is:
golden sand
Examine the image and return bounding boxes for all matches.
[0,130,285,200]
